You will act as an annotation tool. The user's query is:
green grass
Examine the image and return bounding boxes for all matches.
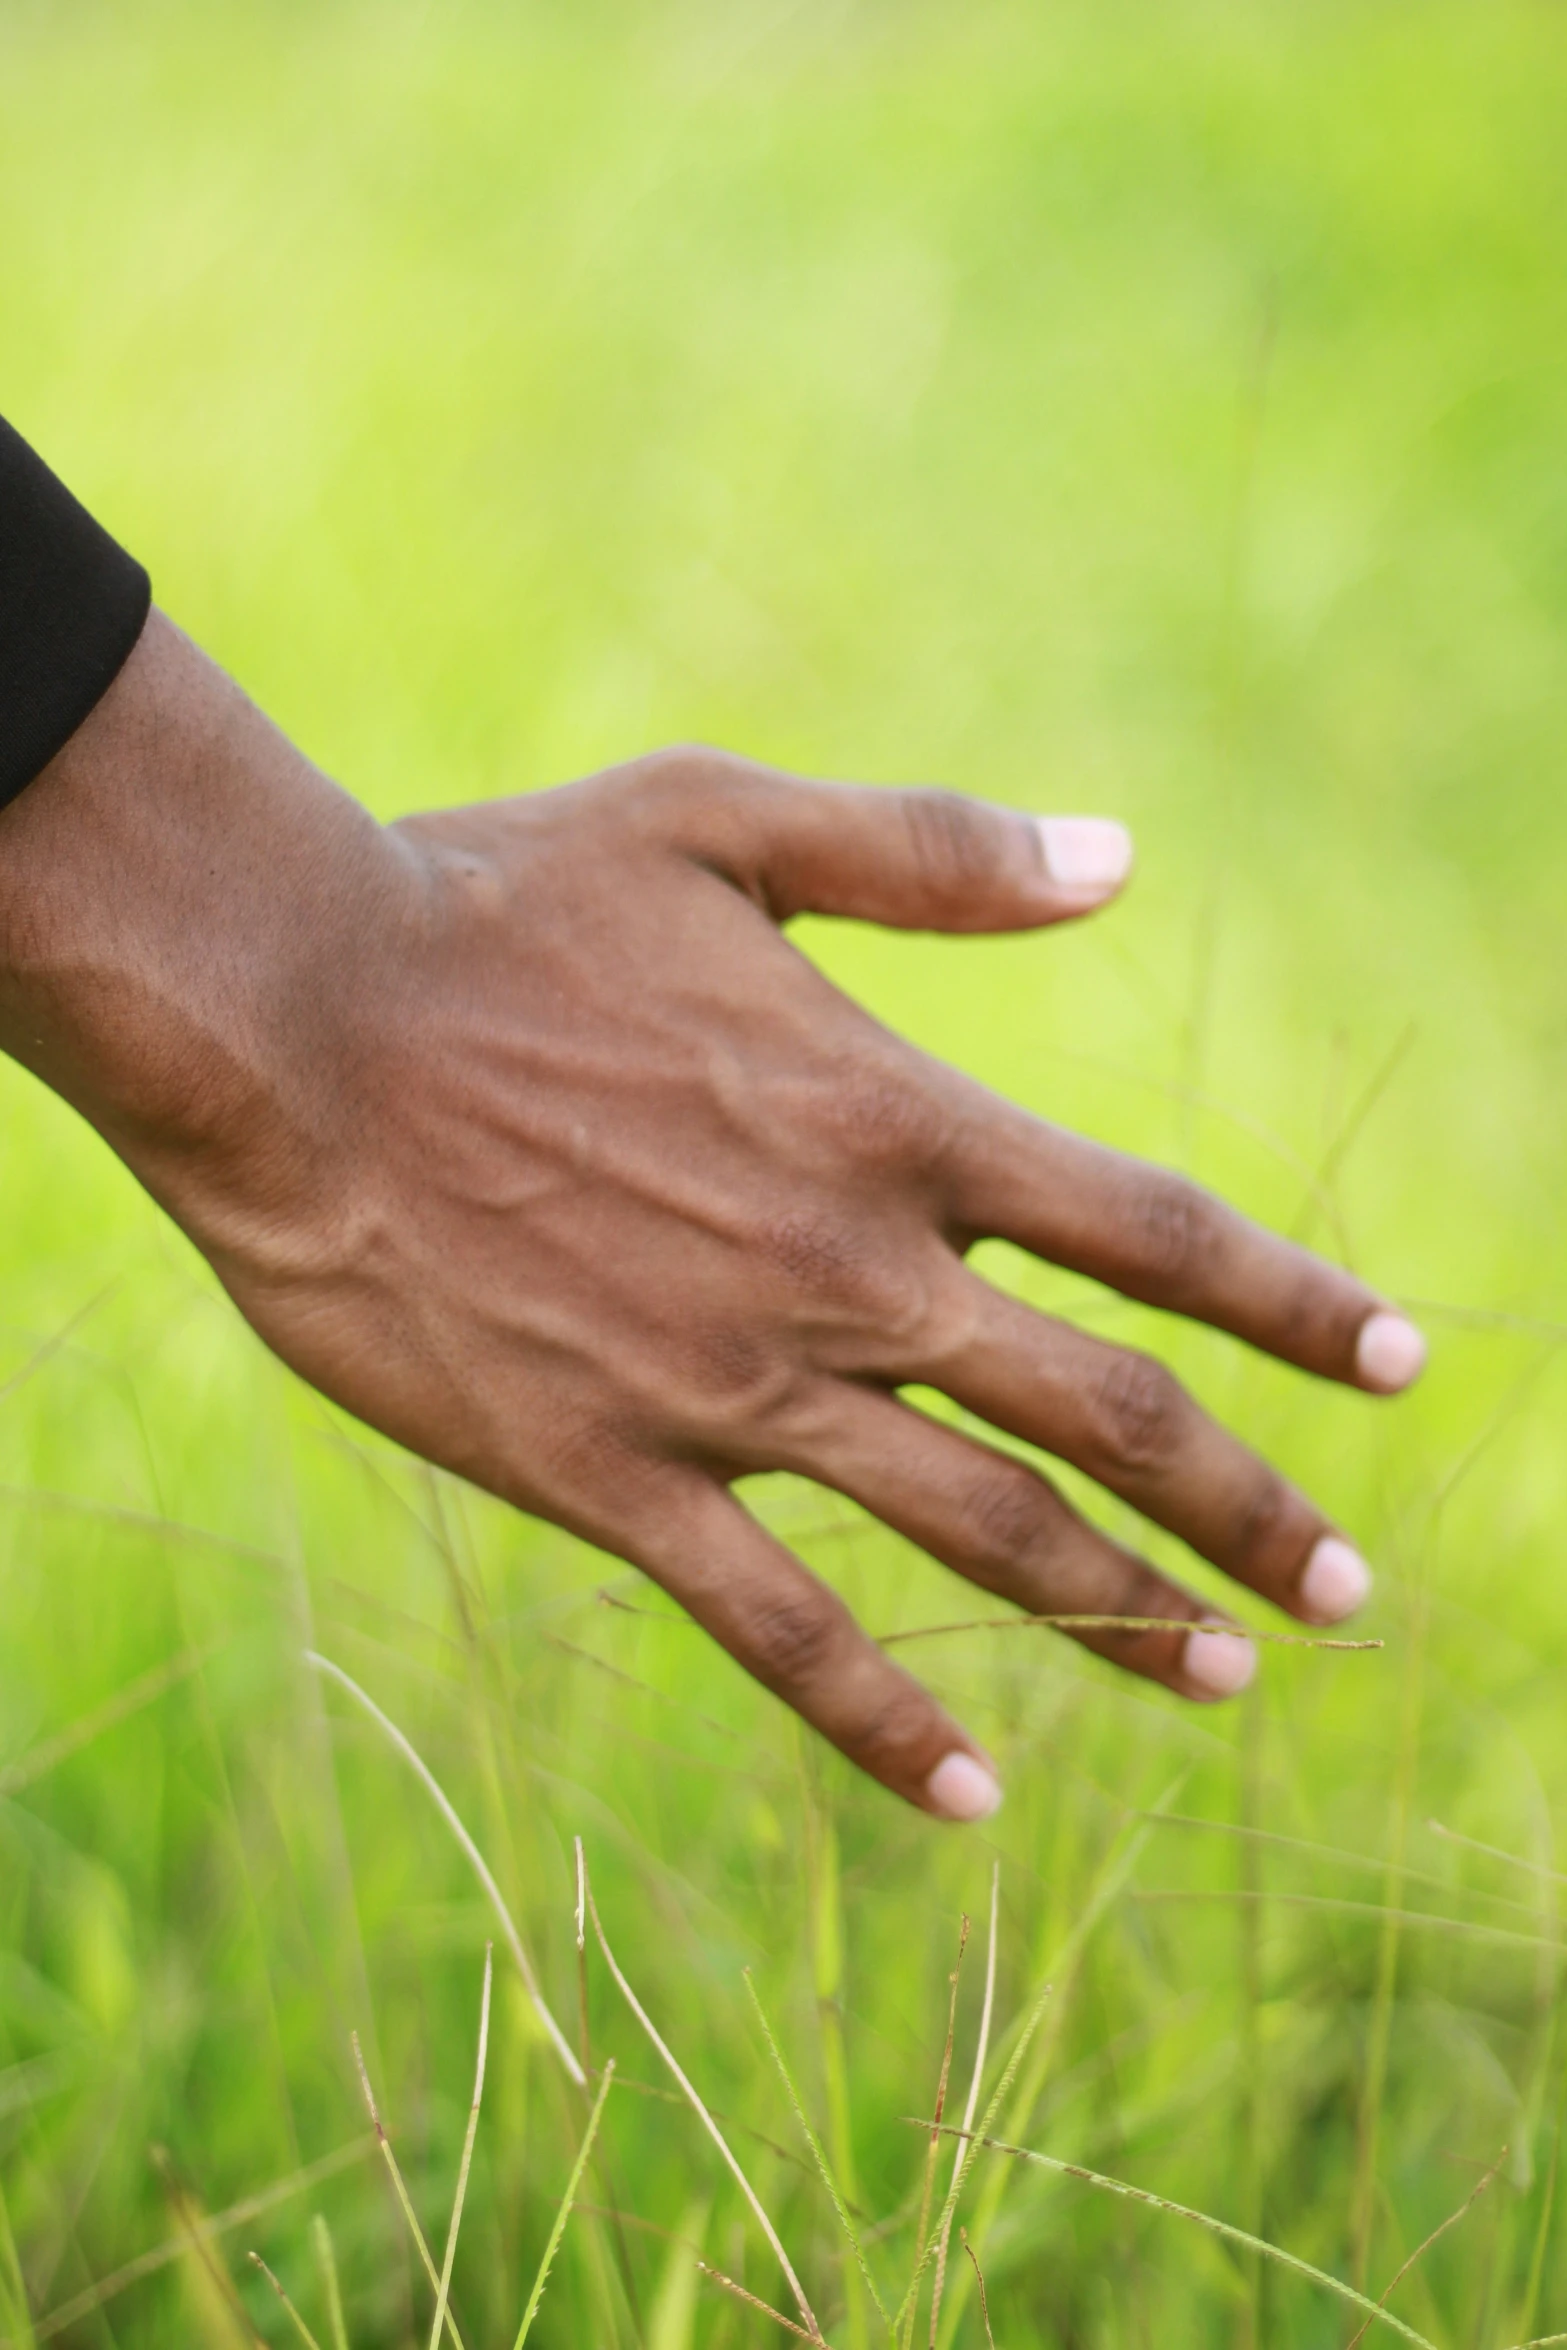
[3,0,1567,2340]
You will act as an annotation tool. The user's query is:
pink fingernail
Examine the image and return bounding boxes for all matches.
[926,1752,1003,1822]
[1037,816,1133,893]
[1356,1311,1426,1393]
[1299,1534,1372,1624]
[1182,1621,1257,1700]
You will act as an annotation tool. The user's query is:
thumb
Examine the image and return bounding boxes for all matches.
[701,768,1133,933]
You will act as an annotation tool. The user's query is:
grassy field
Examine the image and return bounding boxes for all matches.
[3,2,1567,2342]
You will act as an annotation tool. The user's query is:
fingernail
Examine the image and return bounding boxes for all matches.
[1181,1621,1258,1700]
[926,1752,1003,1822]
[1356,1310,1427,1393]
[1037,816,1134,893]
[1298,1534,1372,1624]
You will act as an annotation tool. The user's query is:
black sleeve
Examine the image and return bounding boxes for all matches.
[0,415,151,812]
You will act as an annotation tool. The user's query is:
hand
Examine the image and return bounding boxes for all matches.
[0,614,1424,1819]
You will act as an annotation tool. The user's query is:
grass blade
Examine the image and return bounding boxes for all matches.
[306,1652,584,2086]
[29,2140,375,2343]
[1426,1818,1567,1888]
[930,1869,1000,2344]
[0,1645,214,1798]
[309,2217,349,2350]
[583,1864,824,2343]
[509,2057,616,2348]
[0,2177,37,2350]
[352,2033,467,2350]
[917,2124,1440,2349]
[428,1945,493,2350]
[743,1968,890,2331]
[248,2252,325,2350]
[893,1979,1054,2340]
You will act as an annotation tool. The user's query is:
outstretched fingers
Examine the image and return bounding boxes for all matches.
[922,1277,1372,1627]
[944,1100,1425,1393]
[790,1386,1258,1702]
[630,1470,1004,1821]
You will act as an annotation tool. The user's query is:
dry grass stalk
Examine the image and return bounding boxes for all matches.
[428,1946,493,2350]
[573,1836,591,2077]
[351,2034,467,2350]
[248,2252,324,2350]
[917,2123,1438,2349]
[881,1614,1381,1652]
[581,1859,824,2343]
[305,1652,584,2085]
[959,2232,995,2350]
[742,1969,890,2331]
[696,2261,823,2341]
[894,1977,1053,2339]
[910,1915,968,2350]
[1342,2146,1505,2350]
[509,2057,616,2349]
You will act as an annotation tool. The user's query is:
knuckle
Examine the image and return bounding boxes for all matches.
[622,742,752,825]
[1123,1171,1219,1293]
[1228,1471,1294,1577]
[1276,1263,1357,1363]
[753,1208,939,1347]
[749,1588,843,1693]
[755,1208,867,1295]
[826,1053,949,1176]
[960,1462,1054,1577]
[1090,1351,1186,1476]
[673,1325,804,1449]
[534,1408,658,1509]
[846,1681,941,1777]
[900,789,1011,898]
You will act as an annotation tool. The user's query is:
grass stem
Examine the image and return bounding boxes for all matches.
[583,1863,824,2343]
[428,1945,493,2350]
[916,2124,1439,2348]
[352,2034,467,2350]
[509,2059,616,2348]
[306,1652,583,2086]
[248,2253,325,2350]
[742,1969,891,2332]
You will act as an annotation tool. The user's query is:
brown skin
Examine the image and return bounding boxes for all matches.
[0,613,1419,1816]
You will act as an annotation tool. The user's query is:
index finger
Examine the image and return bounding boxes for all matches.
[943,1093,1425,1391]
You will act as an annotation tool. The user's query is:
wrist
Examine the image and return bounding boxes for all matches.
[0,610,414,1241]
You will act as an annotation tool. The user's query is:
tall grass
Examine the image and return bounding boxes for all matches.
[2,0,1567,2340]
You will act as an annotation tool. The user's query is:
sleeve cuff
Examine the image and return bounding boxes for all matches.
[0,415,151,811]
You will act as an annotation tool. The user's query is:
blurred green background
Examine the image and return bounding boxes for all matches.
[3,1,1567,2342]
